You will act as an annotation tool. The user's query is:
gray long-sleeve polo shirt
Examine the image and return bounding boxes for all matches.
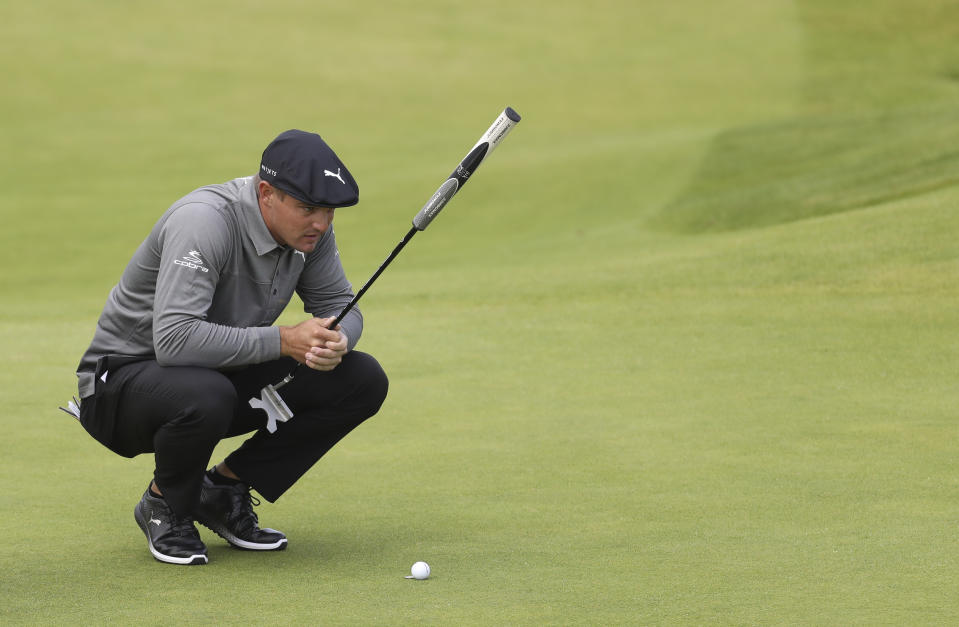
[76,175,362,398]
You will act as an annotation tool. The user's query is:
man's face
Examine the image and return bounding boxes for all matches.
[258,181,335,253]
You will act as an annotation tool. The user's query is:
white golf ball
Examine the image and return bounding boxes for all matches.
[410,561,431,580]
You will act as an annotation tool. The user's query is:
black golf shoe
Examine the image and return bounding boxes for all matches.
[134,489,208,565]
[195,475,287,551]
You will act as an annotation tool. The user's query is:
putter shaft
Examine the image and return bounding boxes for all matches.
[282,226,418,383]
[329,226,417,329]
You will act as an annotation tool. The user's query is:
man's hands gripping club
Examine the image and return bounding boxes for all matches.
[280,317,348,371]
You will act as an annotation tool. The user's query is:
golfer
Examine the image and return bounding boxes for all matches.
[73,130,389,565]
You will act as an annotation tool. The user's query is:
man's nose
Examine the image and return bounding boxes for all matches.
[313,212,332,232]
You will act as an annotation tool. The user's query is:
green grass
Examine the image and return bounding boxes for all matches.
[2,0,959,624]
[651,105,959,231]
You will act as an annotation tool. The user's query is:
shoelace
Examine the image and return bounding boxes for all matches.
[230,485,261,532]
[170,515,200,539]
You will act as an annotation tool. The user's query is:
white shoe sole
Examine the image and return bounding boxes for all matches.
[135,508,209,565]
[200,521,288,551]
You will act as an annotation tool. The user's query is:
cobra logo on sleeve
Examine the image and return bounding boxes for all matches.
[173,250,209,273]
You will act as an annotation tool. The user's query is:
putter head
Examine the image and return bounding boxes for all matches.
[249,384,294,434]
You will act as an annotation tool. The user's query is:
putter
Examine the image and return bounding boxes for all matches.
[249,107,522,432]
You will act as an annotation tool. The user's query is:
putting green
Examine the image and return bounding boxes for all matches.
[1,1,957,624]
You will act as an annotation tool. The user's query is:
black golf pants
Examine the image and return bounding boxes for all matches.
[79,352,388,517]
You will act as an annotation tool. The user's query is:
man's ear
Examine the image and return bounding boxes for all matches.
[258,180,274,204]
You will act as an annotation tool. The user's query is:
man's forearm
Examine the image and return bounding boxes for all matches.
[153,316,282,368]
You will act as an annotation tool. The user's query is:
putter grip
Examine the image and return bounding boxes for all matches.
[412,106,522,230]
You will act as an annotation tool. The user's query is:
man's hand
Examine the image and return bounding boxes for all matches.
[280,317,349,371]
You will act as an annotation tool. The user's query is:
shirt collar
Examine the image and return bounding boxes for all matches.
[238,176,283,256]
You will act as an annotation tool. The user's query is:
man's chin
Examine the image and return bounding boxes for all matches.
[295,239,319,253]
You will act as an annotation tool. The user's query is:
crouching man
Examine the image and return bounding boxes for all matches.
[72,130,388,564]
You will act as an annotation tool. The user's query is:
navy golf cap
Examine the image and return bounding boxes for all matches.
[259,129,359,207]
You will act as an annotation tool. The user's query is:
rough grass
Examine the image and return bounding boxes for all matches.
[651,105,959,231]
[652,0,959,232]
